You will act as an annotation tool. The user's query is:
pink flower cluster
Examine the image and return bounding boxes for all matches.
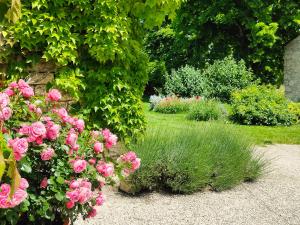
[19,121,47,145]
[47,89,61,102]
[0,93,12,121]
[102,128,117,149]
[8,138,28,161]
[54,108,85,133]
[96,161,114,177]
[119,151,141,175]
[66,179,93,208]
[40,148,55,161]
[71,159,87,173]
[0,178,29,208]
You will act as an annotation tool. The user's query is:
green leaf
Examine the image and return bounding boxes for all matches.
[55,192,64,201]
[56,176,65,184]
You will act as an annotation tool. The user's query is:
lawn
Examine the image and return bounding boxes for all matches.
[143,103,300,145]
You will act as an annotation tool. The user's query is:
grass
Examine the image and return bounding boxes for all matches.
[143,103,300,145]
[130,124,264,194]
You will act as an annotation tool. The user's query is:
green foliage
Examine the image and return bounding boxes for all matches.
[164,65,207,97]
[203,56,254,102]
[147,0,300,84]
[145,60,167,95]
[0,0,182,143]
[129,125,264,193]
[288,102,300,123]
[187,100,223,121]
[230,85,297,126]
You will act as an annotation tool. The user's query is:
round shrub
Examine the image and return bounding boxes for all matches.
[288,102,300,123]
[164,65,207,97]
[230,85,297,126]
[129,125,263,194]
[187,100,222,121]
[203,56,254,102]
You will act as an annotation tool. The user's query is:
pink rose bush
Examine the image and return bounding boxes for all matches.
[0,80,140,224]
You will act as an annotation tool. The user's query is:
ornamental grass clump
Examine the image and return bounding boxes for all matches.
[0,80,140,225]
[129,124,264,194]
[186,100,223,121]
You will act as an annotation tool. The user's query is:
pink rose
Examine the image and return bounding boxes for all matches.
[66,129,78,148]
[69,180,80,189]
[75,119,84,133]
[80,180,92,189]
[30,122,46,138]
[0,107,12,121]
[40,177,48,189]
[95,192,104,206]
[0,93,9,108]
[87,208,97,218]
[66,189,80,202]
[21,87,34,98]
[121,151,137,162]
[132,158,141,170]
[10,189,28,207]
[72,159,87,173]
[40,148,55,161]
[56,108,69,122]
[66,201,75,209]
[93,142,103,154]
[9,81,18,89]
[19,178,29,190]
[17,79,29,90]
[0,184,11,196]
[78,187,93,204]
[46,122,60,140]
[47,89,62,102]
[96,162,114,177]
[88,158,96,165]
[4,88,14,97]
[9,138,28,161]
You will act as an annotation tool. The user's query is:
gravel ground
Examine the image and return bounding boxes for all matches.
[75,144,300,225]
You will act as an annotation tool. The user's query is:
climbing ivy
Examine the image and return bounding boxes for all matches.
[0,0,181,142]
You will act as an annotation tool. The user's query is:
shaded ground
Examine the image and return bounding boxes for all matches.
[76,144,300,225]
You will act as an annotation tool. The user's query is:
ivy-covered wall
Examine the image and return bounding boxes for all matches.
[0,0,181,143]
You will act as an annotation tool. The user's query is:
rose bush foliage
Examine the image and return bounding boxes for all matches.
[0,80,140,224]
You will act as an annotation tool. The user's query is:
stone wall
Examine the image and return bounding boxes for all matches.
[284,35,300,102]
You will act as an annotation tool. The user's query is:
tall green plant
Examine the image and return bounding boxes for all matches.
[0,0,181,143]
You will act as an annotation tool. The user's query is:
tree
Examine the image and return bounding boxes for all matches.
[0,0,181,143]
[147,0,300,84]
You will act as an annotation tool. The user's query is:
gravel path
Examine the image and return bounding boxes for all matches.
[75,144,300,225]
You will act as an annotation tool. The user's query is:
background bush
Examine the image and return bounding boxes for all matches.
[187,100,223,121]
[203,56,254,102]
[230,85,297,126]
[164,65,207,97]
[129,125,263,194]
[288,102,300,123]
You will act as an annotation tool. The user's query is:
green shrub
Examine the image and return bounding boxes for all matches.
[288,102,300,123]
[230,85,297,126]
[187,100,223,121]
[145,60,167,95]
[164,65,207,97]
[129,125,264,194]
[203,56,254,102]
[153,96,193,114]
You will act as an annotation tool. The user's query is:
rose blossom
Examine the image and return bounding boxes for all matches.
[66,129,78,149]
[0,93,9,108]
[66,189,80,202]
[21,87,34,98]
[47,89,62,102]
[9,189,28,207]
[78,187,93,204]
[46,122,60,140]
[87,208,97,218]
[41,148,55,161]
[66,201,75,209]
[30,121,46,138]
[72,159,87,173]
[19,178,29,190]
[93,142,103,154]
[9,138,28,161]
[17,79,29,89]
[75,119,85,133]
[40,177,48,189]
[88,158,96,165]
[0,107,12,121]
[69,180,80,189]
[0,184,11,196]
[4,88,14,96]
[132,158,141,170]
[96,162,114,177]
[9,81,18,89]
[96,192,104,206]
[56,108,69,122]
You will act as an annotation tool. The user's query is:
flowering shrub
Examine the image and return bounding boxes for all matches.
[152,96,202,114]
[0,80,140,224]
